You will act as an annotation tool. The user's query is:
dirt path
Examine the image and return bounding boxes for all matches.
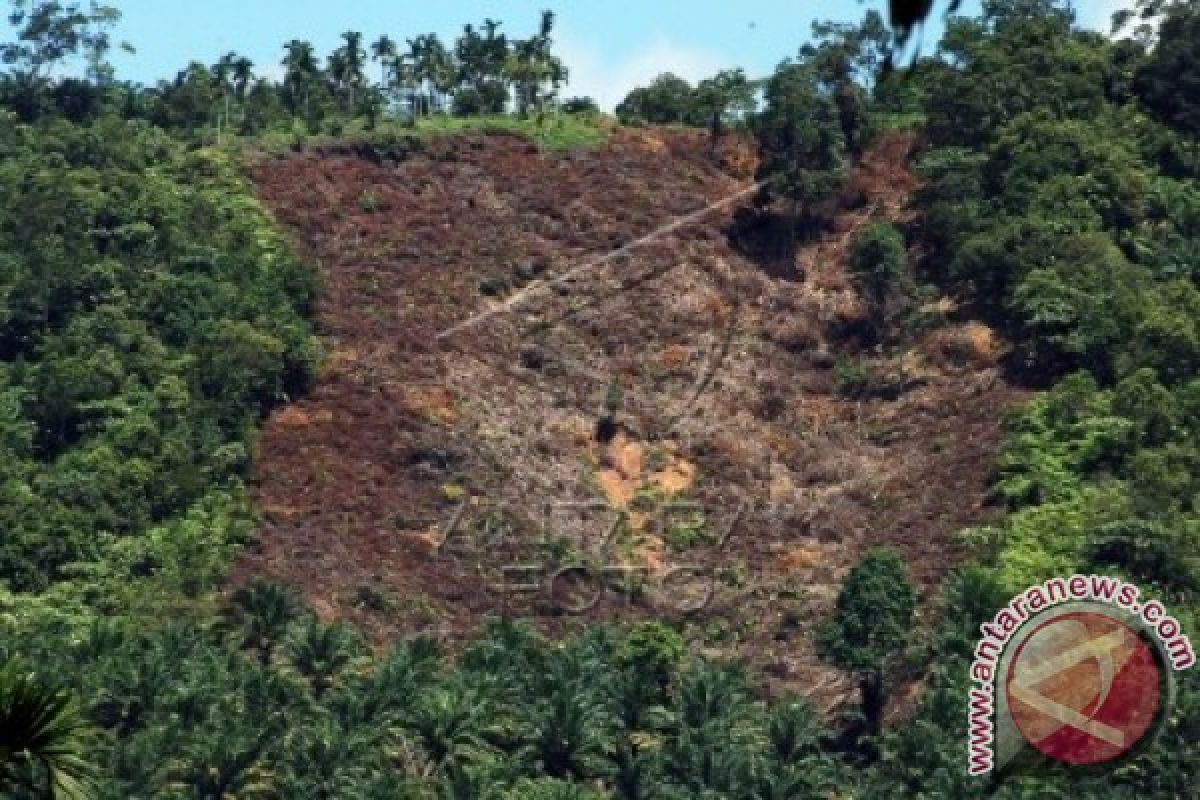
[235,128,1025,709]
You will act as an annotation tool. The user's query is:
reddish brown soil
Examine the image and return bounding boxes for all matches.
[234,128,1027,708]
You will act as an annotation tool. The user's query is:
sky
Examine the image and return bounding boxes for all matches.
[8,1,1133,110]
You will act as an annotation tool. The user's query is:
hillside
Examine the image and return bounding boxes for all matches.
[236,128,1024,708]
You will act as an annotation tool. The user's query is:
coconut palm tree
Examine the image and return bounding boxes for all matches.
[0,660,97,800]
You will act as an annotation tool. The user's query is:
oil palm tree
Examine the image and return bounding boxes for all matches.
[275,717,374,800]
[0,660,97,800]
[285,618,366,698]
[165,725,274,799]
[516,680,613,779]
[404,684,499,767]
[231,578,301,666]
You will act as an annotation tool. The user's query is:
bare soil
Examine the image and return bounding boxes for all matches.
[234,128,1027,711]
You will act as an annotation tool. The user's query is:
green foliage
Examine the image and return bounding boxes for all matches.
[833,357,875,399]
[4,1,1200,797]
[754,61,847,230]
[618,68,757,141]
[618,622,684,692]
[848,222,908,315]
[820,548,916,673]
[1008,234,1147,378]
[0,659,98,800]
[1134,1,1200,136]
[0,116,316,593]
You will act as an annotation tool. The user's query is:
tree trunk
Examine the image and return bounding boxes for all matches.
[861,670,885,738]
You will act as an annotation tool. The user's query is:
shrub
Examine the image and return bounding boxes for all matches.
[848,223,907,312]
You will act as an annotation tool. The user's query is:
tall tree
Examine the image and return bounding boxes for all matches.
[0,0,126,117]
[1134,0,1200,140]
[753,60,848,238]
[505,10,567,117]
[370,34,397,91]
[819,548,916,737]
[693,68,756,153]
[406,33,454,115]
[329,30,367,113]
[454,18,509,114]
[212,51,237,142]
[281,39,319,119]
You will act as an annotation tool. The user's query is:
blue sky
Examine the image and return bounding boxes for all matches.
[12,1,1130,109]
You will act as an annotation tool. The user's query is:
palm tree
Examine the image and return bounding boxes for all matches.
[231,56,255,101]
[406,34,455,115]
[371,35,397,93]
[404,684,498,767]
[765,700,823,763]
[517,680,613,779]
[285,618,365,698]
[275,718,374,799]
[361,637,440,717]
[90,651,169,737]
[332,31,367,112]
[0,660,97,800]
[282,39,319,118]
[232,578,301,666]
[212,52,238,142]
[165,726,273,799]
[610,740,659,800]
[504,10,567,117]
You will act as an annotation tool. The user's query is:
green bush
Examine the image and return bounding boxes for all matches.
[820,548,916,674]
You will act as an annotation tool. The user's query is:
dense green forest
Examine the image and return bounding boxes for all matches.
[2,0,1199,797]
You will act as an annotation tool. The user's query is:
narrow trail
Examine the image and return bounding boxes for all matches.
[436,179,768,341]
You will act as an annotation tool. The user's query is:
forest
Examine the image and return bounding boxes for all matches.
[1,0,1199,798]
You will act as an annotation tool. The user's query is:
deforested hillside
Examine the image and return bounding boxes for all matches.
[5,1,1200,797]
[236,127,1024,707]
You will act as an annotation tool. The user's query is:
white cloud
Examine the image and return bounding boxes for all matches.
[557,28,730,112]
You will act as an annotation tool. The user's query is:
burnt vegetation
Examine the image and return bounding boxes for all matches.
[2,1,1200,798]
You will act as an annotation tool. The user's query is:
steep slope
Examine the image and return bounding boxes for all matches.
[237,128,1025,707]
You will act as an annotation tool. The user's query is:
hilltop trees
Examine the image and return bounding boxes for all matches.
[1134,0,1200,138]
[370,34,396,92]
[616,73,696,124]
[1,8,586,136]
[506,10,567,117]
[617,69,758,130]
[328,31,368,113]
[754,60,847,237]
[0,0,126,119]
[281,38,321,121]
[454,19,510,114]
